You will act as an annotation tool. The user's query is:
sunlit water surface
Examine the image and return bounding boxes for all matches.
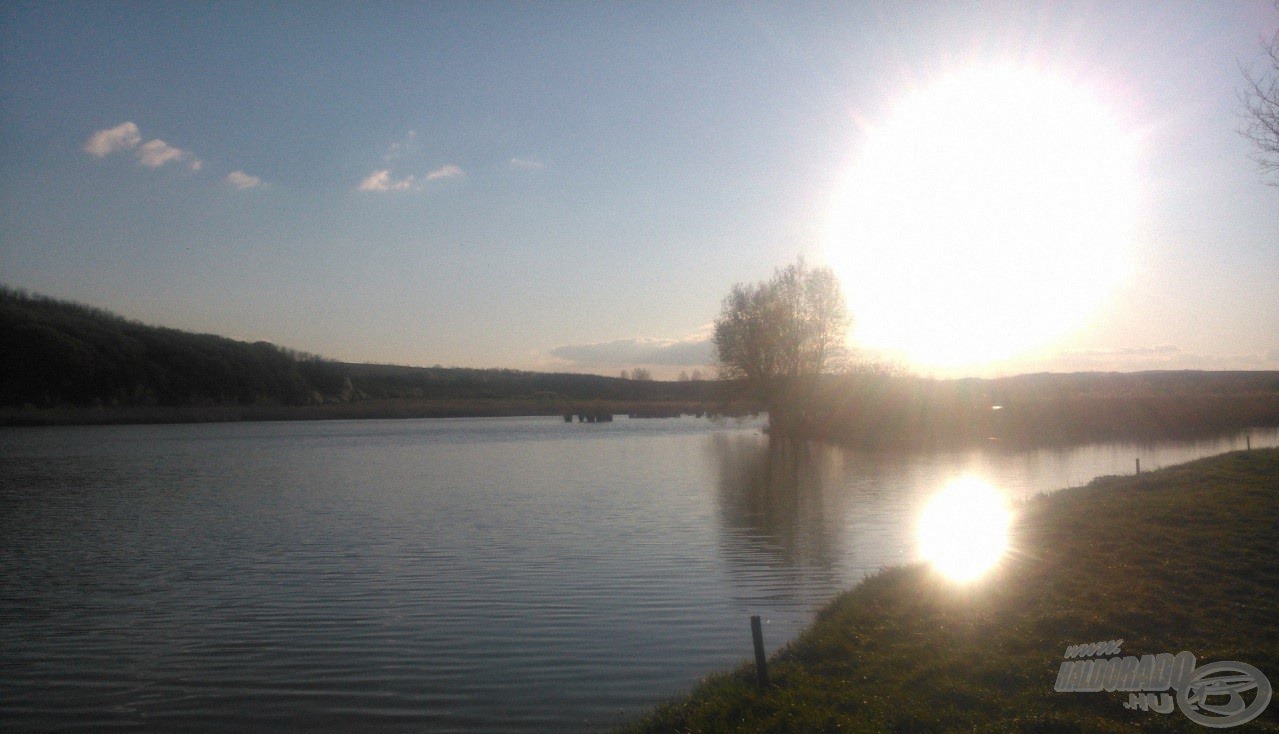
[2,417,1274,731]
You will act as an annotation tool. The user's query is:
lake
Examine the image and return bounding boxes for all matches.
[2,417,1275,732]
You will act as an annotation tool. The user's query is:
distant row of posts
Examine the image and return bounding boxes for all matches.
[563,412,613,423]
[561,408,701,422]
[1134,431,1254,477]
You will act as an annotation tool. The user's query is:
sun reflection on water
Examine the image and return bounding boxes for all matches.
[918,476,1013,582]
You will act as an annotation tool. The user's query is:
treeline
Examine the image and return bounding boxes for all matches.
[792,371,1279,446]
[7,286,1278,442]
[343,363,710,402]
[0,287,715,410]
[0,287,352,407]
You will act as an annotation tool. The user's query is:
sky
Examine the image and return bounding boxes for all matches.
[1,1,1277,379]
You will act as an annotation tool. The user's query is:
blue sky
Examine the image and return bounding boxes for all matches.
[2,2,1276,377]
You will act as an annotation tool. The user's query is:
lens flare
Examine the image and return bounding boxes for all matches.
[918,477,1013,582]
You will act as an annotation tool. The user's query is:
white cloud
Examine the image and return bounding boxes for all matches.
[84,122,200,171]
[136,138,183,167]
[83,122,142,157]
[136,138,200,170]
[357,155,459,191]
[425,164,464,180]
[551,335,715,367]
[226,171,263,190]
[358,169,417,191]
[510,157,544,170]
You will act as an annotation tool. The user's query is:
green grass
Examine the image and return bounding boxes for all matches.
[623,449,1279,733]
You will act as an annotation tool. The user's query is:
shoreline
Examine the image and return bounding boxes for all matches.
[622,449,1279,732]
[0,399,732,428]
[4,398,1275,451]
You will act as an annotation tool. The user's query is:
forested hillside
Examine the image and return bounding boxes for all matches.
[0,288,351,407]
[0,288,714,409]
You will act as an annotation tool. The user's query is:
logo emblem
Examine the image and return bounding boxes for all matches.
[1177,661,1273,728]
[1055,642,1272,728]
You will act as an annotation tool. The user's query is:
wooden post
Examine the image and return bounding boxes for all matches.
[1135,458,1140,475]
[1247,435,1251,451]
[750,615,769,689]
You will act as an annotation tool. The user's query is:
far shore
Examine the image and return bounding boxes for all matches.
[5,394,1277,457]
[0,399,732,428]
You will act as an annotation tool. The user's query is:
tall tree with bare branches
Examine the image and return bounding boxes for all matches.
[1241,29,1279,184]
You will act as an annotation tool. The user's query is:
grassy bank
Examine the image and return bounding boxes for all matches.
[624,449,1279,732]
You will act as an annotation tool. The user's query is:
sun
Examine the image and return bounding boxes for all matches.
[827,66,1139,371]
[918,477,1013,583]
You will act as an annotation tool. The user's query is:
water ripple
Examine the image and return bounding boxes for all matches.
[2,418,1273,732]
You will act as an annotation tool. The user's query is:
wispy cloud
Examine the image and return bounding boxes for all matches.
[137,138,200,170]
[510,157,544,170]
[383,130,418,162]
[83,122,142,156]
[357,169,417,192]
[225,171,264,190]
[361,133,460,190]
[425,164,464,181]
[551,334,714,367]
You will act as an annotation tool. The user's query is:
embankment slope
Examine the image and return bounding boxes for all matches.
[625,449,1279,732]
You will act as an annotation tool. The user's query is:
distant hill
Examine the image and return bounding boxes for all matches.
[0,287,349,407]
[5,286,1277,442]
[341,362,709,402]
[0,287,713,409]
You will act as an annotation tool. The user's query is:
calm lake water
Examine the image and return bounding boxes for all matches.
[2,417,1276,732]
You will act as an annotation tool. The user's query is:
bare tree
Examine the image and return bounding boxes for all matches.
[1241,30,1279,184]
[630,367,653,381]
[713,257,849,431]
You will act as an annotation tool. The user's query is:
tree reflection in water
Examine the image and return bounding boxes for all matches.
[708,433,849,607]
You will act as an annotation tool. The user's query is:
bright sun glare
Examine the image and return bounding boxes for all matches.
[918,477,1013,583]
[828,66,1139,371]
